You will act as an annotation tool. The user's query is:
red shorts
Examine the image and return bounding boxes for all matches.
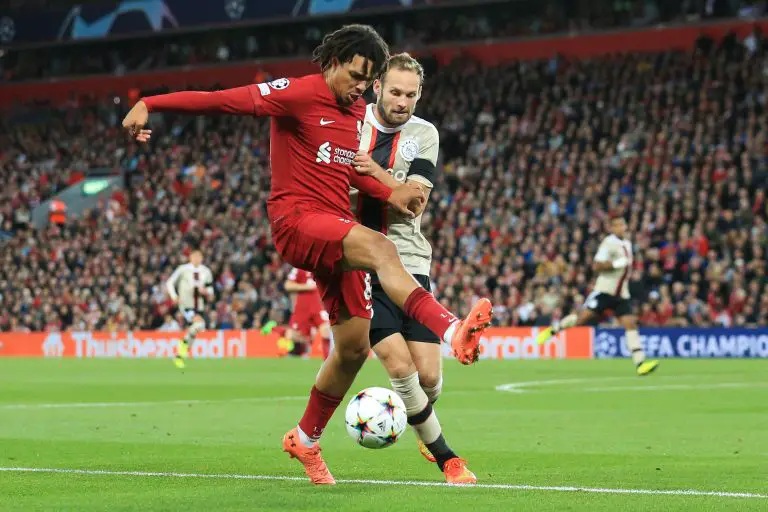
[289,308,329,338]
[271,208,373,325]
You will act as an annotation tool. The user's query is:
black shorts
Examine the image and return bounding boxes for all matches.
[369,274,441,347]
[584,292,632,318]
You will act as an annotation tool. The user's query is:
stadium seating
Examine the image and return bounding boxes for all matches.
[1,16,766,332]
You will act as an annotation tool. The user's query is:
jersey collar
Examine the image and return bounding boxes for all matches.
[366,104,405,134]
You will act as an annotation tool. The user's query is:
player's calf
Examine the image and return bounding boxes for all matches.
[390,372,464,473]
[175,317,205,368]
[292,316,369,453]
[619,315,660,376]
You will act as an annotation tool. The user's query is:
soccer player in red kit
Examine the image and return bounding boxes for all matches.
[122,25,492,485]
[285,267,332,359]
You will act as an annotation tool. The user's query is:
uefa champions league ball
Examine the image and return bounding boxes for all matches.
[345,387,408,449]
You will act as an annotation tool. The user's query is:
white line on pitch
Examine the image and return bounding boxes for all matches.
[495,377,629,393]
[0,396,306,410]
[582,382,768,392]
[0,467,765,499]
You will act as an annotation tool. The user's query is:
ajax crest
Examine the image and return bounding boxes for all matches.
[399,139,419,162]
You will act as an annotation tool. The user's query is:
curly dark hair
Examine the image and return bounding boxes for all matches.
[312,24,390,79]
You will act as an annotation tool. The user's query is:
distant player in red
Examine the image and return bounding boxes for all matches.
[122,24,492,485]
[285,268,332,359]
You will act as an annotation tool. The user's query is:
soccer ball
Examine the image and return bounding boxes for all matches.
[344,387,407,449]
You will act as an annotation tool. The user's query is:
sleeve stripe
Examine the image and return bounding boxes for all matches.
[257,83,271,96]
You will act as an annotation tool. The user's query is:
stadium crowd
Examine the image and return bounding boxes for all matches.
[1,21,767,332]
[0,0,757,82]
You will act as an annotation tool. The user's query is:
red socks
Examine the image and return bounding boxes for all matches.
[403,287,457,340]
[298,386,343,441]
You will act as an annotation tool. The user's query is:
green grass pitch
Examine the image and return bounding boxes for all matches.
[0,358,766,511]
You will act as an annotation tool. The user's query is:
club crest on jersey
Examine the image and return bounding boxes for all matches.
[399,138,419,162]
[268,78,290,90]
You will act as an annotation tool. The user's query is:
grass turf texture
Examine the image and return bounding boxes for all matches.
[0,358,766,511]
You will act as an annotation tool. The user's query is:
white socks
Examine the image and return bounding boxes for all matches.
[442,320,458,344]
[555,313,578,333]
[625,329,645,365]
[390,372,442,444]
[296,425,315,448]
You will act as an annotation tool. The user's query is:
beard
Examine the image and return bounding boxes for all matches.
[376,100,411,127]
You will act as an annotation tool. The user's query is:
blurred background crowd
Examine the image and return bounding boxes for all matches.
[0,0,766,332]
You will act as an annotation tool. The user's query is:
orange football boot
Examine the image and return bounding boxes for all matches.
[417,439,437,463]
[282,427,335,485]
[451,298,493,365]
[443,457,477,484]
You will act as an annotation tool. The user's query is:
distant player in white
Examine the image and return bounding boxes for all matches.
[350,53,475,484]
[537,215,660,376]
[165,249,214,369]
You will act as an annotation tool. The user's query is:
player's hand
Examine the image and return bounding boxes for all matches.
[388,182,425,219]
[122,100,152,142]
[353,151,385,177]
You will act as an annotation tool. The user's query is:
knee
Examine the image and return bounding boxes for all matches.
[335,339,369,366]
[376,349,416,380]
[418,370,441,391]
[368,234,400,269]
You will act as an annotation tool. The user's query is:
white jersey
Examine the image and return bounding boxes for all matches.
[166,263,215,311]
[593,234,633,299]
[350,104,439,276]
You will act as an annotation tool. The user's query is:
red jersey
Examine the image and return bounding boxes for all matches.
[288,267,324,313]
[142,74,392,219]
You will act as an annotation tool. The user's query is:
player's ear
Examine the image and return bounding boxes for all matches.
[373,79,382,97]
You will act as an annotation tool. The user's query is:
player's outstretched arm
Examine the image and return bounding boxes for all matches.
[122,87,259,141]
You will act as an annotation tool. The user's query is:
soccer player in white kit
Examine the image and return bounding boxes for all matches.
[165,249,215,369]
[351,53,476,483]
[537,215,660,376]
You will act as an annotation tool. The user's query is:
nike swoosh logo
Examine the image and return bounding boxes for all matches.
[320,118,335,126]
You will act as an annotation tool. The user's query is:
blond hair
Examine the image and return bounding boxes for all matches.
[381,52,425,88]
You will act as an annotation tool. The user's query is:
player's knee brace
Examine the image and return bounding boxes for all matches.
[389,372,429,417]
[421,375,443,404]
